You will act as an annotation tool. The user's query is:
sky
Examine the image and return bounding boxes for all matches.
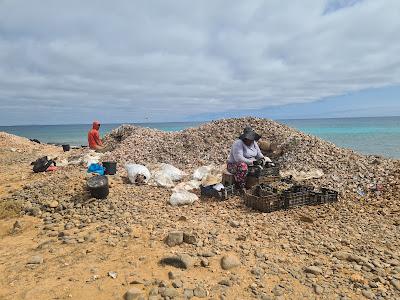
[0,0,399,125]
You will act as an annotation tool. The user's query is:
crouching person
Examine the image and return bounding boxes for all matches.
[227,126,272,191]
[88,120,110,153]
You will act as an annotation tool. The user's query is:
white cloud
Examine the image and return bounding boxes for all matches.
[0,0,399,124]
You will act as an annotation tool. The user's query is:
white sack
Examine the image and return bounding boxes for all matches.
[172,180,201,192]
[152,171,175,188]
[125,163,151,184]
[192,165,214,181]
[169,190,198,206]
[159,163,186,181]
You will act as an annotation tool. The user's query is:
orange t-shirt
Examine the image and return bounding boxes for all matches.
[88,129,102,149]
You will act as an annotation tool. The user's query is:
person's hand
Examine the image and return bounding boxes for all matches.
[264,157,272,163]
[247,158,256,166]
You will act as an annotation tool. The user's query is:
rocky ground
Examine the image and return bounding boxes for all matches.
[0,119,400,300]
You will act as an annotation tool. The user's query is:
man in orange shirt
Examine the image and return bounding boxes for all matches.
[88,120,105,151]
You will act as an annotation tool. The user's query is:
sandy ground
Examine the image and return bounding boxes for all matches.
[0,135,399,300]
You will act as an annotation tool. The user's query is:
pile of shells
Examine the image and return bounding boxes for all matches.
[103,117,399,196]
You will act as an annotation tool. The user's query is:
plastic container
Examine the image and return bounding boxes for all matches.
[312,188,338,204]
[102,161,117,175]
[244,188,284,213]
[87,175,109,199]
[245,175,259,189]
[62,144,70,152]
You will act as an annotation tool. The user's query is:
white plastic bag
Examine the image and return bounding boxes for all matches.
[169,190,198,206]
[172,180,201,192]
[125,163,151,184]
[152,171,175,188]
[83,151,104,167]
[193,165,214,181]
[159,163,186,181]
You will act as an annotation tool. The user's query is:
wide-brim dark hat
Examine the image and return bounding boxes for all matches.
[239,126,261,141]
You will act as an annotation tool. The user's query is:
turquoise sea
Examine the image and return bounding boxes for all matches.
[0,117,399,159]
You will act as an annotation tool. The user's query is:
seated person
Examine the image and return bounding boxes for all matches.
[227,126,272,189]
[88,120,107,152]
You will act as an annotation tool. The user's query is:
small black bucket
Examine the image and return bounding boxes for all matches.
[62,144,70,152]
[102,161,117,175]
[87,175,109,199]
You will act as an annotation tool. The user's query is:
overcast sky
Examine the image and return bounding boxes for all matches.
[0,0,399,125]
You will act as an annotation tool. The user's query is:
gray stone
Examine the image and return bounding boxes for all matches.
[160,254,194,269]
[30,207,41,217]
[11,220,22,233]
[200,258,209,267]
[183,232,198,245]
[165,231,184,247]
[387,259,400,266]
[168,271,177,279]
[84,234,96,242]
[369,282,378,288]
[149,287,159,295]
[158,281,168,287]
[260,294,273,300]
[390,279,400,291]
[272,285,284,296]
[251,267,264,277]
[333,251,351,261]
[64,223,74,230]
[200,251,215,257]
[172,280,183,288]
[230,220,240,228]
[219,279,232,286]
[184,288,194,299]
[161,288,179,298]
[48,200,59,208]
[304,266,323,275]
[313,284,323,295]
[124,287,143,300]
[193,287,207,298]
[28,255,44,264]
[221,254,241,270]
[361,290,374,299]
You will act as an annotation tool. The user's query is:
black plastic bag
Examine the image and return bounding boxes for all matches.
[32,156,54,173]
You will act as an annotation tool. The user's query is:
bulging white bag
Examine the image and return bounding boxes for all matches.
[125,163,151,184]
[152,171,175,188]
[172,180,201,192]
[193,165,214,181]
[159,163,186,181]
[169,190,198,206]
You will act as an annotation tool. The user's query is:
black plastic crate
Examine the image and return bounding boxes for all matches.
[282,190,313,208]
[244,189,284,213]
[260,163,280,177]
[254,184,277,197]
[312,188,338,204]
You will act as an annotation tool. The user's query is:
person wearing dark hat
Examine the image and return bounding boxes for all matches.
[227,126,272,189]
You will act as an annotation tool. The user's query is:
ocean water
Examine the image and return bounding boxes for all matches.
[0,122,202,146]
[280,117,400,159]
[0,117,399,159]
